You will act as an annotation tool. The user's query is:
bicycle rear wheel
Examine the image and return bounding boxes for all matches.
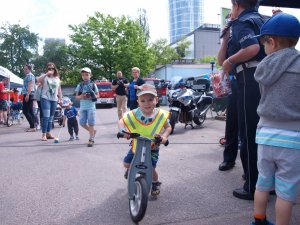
[129,176,148,223]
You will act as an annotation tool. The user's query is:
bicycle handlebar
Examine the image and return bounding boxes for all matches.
[117,131,169,146]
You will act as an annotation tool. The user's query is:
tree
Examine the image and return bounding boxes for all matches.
[0,23,39,77]
[175,37,191,59]
[68,12,155,81]
[150,38,178,65]
[137,8,150,44]
[32,38,70,78]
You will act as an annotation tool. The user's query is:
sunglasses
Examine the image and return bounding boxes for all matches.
[48,68,55,71]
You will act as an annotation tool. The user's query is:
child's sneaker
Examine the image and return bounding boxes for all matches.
[76,136,79,140]
[124,169,129,180]
[69,136,74,141]
[87,139,94,147]
[251,219,274,225]
[151,181,162,196]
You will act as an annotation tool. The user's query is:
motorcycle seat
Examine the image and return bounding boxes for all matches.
[194,95,201,103]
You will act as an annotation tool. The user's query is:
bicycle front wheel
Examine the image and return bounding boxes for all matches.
[129,176,148,223]
[6,114,13,127]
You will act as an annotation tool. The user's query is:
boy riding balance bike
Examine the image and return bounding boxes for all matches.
[117,84,171,223]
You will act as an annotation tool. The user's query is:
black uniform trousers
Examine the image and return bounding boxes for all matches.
[67,117,79,137]
[223,78,239,163]
[236,67,260,193]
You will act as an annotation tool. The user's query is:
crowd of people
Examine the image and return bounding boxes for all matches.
[0,1,299,223]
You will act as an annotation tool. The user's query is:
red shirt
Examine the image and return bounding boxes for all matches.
[0,82,8,100]
[11,92,19,103]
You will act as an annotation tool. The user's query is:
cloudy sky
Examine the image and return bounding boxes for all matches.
[0,0,299,44]
[0,0,230,42]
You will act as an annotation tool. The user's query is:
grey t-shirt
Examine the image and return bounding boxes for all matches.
[41,76,60,101]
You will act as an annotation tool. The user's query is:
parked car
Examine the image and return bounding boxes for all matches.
[143,78,168,105]
[95,80,115,107]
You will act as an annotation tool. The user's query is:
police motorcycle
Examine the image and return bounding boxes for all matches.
[168,77,212,134]
[192,76,213,125]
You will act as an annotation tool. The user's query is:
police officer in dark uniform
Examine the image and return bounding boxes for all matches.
[221,0,266,200]
[217,12,240,172]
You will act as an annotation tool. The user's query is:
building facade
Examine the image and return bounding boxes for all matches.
[170,24,221,60]
[169,0,204,43]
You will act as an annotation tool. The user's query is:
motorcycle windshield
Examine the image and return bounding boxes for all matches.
[170,76,185,90]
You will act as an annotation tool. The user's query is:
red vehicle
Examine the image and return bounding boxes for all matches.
[142,78,168,105]
[95,80,115,107]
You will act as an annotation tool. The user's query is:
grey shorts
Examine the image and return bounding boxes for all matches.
[256,144,300,202]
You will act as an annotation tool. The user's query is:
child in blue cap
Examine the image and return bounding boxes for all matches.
[62,97,80,141]
[252,13,300,225]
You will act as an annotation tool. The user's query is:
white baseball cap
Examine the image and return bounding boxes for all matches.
[62,97,72,106]
[80,67,91,73]
[136,84,157,97]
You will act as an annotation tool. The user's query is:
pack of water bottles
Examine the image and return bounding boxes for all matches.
[210,70,231,97]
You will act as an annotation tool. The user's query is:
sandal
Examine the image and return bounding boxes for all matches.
[42,135,47,141]
[26,128,36,132]
[46,133,55,139]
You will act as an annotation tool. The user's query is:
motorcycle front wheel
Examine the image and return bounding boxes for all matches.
[193,113,206,125]
[170,111,178,134]
[129,176,148,223]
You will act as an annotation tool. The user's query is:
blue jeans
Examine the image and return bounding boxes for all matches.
[79,108,96,126]
[41,98,57,133]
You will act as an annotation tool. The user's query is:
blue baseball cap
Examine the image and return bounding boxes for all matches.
[254,13,300,38]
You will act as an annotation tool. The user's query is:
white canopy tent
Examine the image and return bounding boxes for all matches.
[0,66,23,88]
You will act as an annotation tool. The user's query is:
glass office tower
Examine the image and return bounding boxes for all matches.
[169,0,204,43]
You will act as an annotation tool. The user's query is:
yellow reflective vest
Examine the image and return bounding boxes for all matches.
[123,109,170,153]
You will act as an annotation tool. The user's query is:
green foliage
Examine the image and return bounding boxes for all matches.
[150,38,179,65]
[200,55,218,66]
[68,12,155,81]
[176,37,191,59]
[0,23,39,77]
[32,39,70,78]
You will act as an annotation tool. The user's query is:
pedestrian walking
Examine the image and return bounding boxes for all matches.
[22,64,36,132]
[75,67,99,147]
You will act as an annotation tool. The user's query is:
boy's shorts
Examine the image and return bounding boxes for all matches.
[123,149,159,168]
[256,144,300,202]
[79,108,96,126]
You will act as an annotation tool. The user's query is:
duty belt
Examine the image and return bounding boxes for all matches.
[236,61,260,74]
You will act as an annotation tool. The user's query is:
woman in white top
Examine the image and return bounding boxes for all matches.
[37,62,62,141]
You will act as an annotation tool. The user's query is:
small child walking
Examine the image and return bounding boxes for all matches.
[33,99,40,130]
[62,97,79,141]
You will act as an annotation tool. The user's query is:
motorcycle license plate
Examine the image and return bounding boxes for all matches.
[170,107,180,111]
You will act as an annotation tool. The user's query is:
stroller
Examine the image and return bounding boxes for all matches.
[52,103,63,128]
